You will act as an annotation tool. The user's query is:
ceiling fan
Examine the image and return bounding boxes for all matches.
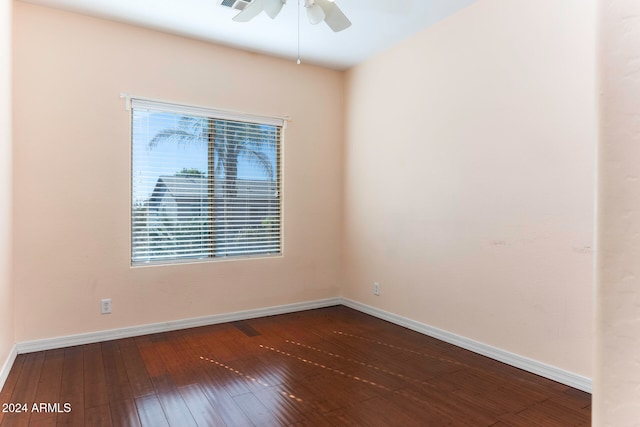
[231,0,352,32]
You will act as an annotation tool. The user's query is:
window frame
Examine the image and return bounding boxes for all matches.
[128,97,286,267]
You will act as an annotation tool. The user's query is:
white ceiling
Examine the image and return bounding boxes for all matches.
[20,0,478,69]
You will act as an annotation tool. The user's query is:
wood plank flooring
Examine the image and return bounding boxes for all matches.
[0,306,591,426]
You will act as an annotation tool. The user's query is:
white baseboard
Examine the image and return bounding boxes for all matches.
[12,296,591,394]
[0,344,17,392]
[341,298,592,393]
[16,297,342,354]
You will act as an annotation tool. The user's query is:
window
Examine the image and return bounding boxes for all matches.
[130,99,283,265]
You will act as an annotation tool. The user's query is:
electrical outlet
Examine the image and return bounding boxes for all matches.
[373,282,380,296]
[101,298,112,314]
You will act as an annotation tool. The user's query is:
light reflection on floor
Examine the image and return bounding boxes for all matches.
[257,343,439,407]
[285,339,426,386]
[198,331,468,416]
[259,344,390,392]
[199,356,304,403]
[333,330,466,367]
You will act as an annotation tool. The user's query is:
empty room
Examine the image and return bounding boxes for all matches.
[0,0,638,425]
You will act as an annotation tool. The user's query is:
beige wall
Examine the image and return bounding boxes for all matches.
[11,0,597,390]
[343,0,596,377]
[12,2,344,341]
[595,0,640,423]
[0,0,14,369]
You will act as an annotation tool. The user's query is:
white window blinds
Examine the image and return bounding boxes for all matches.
[131,99,283,265]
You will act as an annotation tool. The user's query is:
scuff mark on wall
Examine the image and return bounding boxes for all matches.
[573,246,593,255]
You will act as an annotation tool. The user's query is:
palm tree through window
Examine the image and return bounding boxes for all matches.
[131,99,282,265]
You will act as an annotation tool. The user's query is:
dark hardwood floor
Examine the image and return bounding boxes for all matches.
[0,306,591,426]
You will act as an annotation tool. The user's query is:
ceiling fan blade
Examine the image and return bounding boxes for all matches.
[316,0,351,32]
[232,0,265,22]
[264,0,285,19]
[306,3,325,25]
